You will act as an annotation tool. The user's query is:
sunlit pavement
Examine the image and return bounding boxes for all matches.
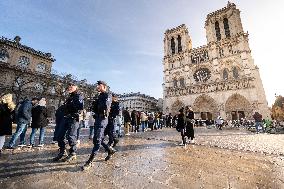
[0,127,283,189]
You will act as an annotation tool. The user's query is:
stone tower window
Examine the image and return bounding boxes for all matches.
[180,78,185,87]
[36,62,46,72]
[171,37,175,54]
[18,56,30,68]
[215,21,221,41]
[233,67,239,79]
[0,49,9,63]
[223,69,229,80]
[173,79,178,87]
[223,18,231,38]
[177,35,182,53]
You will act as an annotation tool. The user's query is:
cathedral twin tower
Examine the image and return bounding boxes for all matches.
[162,2,270,120]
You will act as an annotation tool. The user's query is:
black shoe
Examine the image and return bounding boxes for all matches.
[113,139,119,147]
[82,154,95,171]
[53,153,65,162]
[105,148,116,161]
[64,154,77,163]
[6,146,15,150]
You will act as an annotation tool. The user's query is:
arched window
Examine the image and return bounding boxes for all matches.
[34,83,43,92]
[223,69,229,80]
[223,18,231,38]
[36,62,46,72]
[233,67,239,79]
[180,78,185,87]
[18,56,30,68]
[177,35,182,53]
[173,79,178,87]
[0,49,9,63]
[215,21,221,41]
[171,37,175,54]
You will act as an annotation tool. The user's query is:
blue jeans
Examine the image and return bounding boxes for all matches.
[255,122,263,133]
[89,126,94,139]
[141,121,146,132]
[30,127,45,145]
[91,116,110,155]
[9,122,28,147]
[57,117,79,155]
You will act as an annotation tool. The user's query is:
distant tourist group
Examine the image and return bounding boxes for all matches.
[0,80,170,171]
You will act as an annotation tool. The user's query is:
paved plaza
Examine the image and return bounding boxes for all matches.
[0,127,284,189]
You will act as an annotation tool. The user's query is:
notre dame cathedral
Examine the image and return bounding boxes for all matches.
[162,2,270,120]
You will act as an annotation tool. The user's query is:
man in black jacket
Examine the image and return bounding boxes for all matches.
[82,80,113,171]
[104,94,120,147]
[8,97,38,148]
[53,83,84,162]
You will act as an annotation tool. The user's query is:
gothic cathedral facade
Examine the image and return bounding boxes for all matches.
[162,2,270,120]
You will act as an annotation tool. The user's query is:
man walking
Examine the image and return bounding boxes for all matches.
[82,80,114,171]
[8,97,38,148]
[104,94,120,147]
[53,83,84,162]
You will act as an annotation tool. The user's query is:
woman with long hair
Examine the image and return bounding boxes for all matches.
[0,94,16,155]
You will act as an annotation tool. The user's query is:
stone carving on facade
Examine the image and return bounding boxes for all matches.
[166,77,254,97]
[171,99,184,114]
[192,94,218,113]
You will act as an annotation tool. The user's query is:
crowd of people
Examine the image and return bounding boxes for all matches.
[1,80,280,171]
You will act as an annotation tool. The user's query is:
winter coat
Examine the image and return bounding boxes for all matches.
[0,103,14,135]
[55,104,65,126]
[131,110,137,126]
[31,105,48,128]
[123,110,131,123]
[253,112,262,122]
[177,113,185,131]
[15,99,32,124]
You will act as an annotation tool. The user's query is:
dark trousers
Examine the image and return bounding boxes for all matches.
[53,118,64,141]
[180,128,186,144]
[91,116,110,155]
[186,123,195,140]
[57,117,79,155]
[104,118,115,146]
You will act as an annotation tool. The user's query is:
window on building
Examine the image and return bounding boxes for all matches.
[177,35,182,53]
[36,62,46,72]
[215,21,221,41]
[0,49,9,63]
[180,78,185,87]
[18,56,30,68]
[173,79,178,87]
[223,18,231,38]
[171,37,175,54]
[233,67,239,79]
[34,83,43,91]
[223,69,229,80]
[14,77,23,88]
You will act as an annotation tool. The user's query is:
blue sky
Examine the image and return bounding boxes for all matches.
[1,0,284,105]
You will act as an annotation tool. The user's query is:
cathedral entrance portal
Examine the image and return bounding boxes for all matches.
[201,112,213,120]
[193,95,218,120]
[171,99,185,115]
[225,94,251,120]
[231,111,245,120]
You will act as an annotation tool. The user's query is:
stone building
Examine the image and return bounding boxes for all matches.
[118,92,158,112]
[0,36,97,116]
[163,2,270,120]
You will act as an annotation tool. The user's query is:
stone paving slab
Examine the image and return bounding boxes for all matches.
[0,127,283,188]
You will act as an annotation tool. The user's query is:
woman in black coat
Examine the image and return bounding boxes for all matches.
[177,108,186,146]
[0,94,15,154]
[29,98,48,147]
